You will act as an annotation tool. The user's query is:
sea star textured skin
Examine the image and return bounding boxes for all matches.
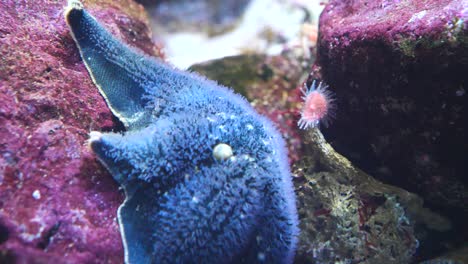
[65,1,298,263]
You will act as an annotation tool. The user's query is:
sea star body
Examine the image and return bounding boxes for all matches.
[65,1,298,263]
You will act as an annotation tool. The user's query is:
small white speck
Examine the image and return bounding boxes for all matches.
[241,154,255,162]
[256,235,263,243]
[32,190,41,200]
[218,125,227,133]
[192,196,199,203]
[456,88,465,96]
[246,124,254,130]
[257,252,266,261]
[208,134,220,140]
[87,57,92,61]
[408,10,427,23]
[216,112,227,119]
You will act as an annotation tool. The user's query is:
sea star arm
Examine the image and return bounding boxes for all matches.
[65,2,194,130]
[88,123,187,188]
[88,116,218,188]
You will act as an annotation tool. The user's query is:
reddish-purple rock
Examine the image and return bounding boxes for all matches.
[313,0,468,255]
[0,1,159,263]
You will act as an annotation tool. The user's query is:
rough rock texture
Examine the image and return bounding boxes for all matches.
[314,0,468,252]
[293,128,450,263]
[0,0,159,263]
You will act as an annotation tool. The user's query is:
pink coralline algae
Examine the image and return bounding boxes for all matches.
[0,0,160,262]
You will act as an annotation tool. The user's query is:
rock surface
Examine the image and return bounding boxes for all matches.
[293,128,450,263]
[0,0,158,263]
[314,0,468,252]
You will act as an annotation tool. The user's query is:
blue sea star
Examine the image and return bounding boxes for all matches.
[65,1,298,263]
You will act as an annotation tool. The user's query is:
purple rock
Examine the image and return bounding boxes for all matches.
[0,0,160,262]
[313,0,468,243]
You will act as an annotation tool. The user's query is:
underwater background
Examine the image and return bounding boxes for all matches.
[0,0,467,263]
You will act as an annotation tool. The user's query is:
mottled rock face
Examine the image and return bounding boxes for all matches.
[315,0,468,238]
[294,129,424,264]
[0,0,158,262]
